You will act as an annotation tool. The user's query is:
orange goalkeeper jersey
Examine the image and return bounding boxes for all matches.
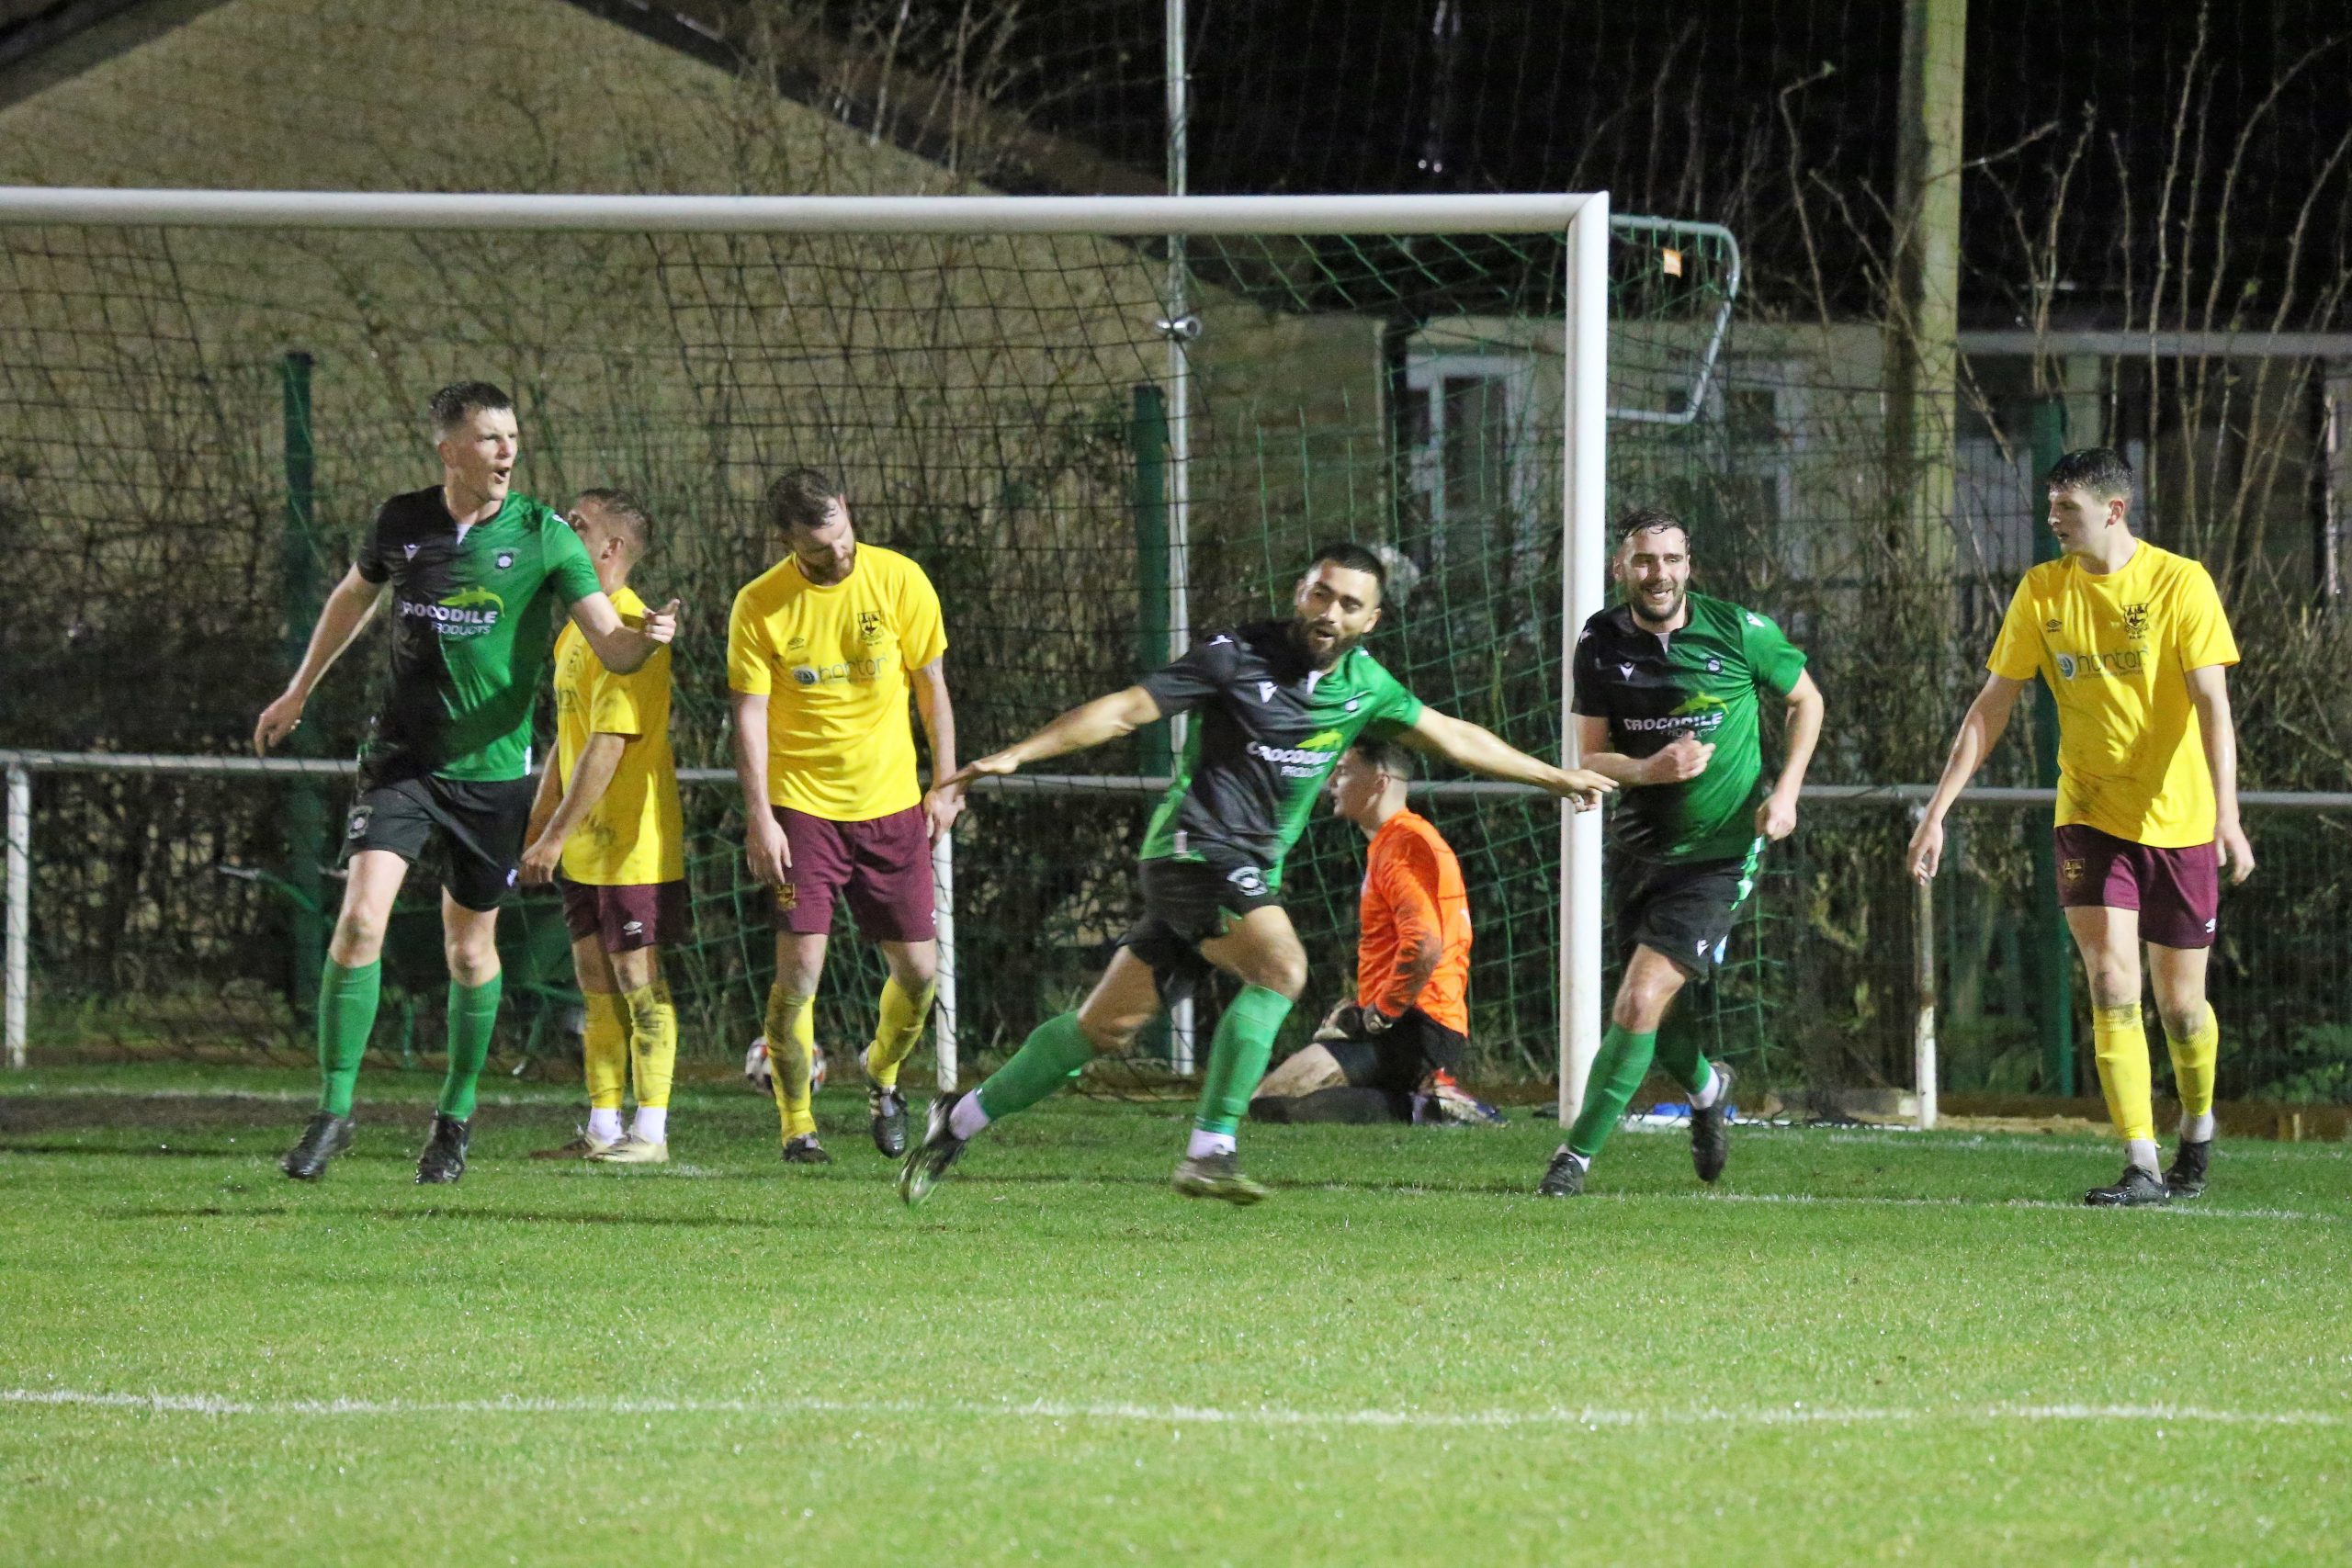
[1355,809,1473,1035]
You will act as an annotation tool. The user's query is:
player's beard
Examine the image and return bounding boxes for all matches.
[1628,580,1684,630]
[1290,614,1361,671]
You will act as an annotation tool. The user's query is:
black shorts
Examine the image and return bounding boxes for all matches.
[1613,843,1760,980]
[341,774,536,912]
[1119,850,1281,1006]
[1326,1007,1469,1095]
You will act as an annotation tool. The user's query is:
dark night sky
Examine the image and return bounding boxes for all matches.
[812,0,2352,322]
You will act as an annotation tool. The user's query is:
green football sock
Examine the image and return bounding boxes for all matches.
[1193,985,1295,1136]
[1566,1023,1657,1159]
[436,974,503,1121]
[1653,1031,1714,1100]
[315,958,381,1117]
[975,1011,1096,1122]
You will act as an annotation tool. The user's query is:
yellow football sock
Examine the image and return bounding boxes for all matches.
[2091,1002,2156,1144]
[764,985,818,1140]
[862,976,935,1091]
[582,990,628,1111]
[618,979,677,1111]
[2165,1009,2219,1121]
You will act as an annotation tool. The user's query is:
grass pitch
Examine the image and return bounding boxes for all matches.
[2,1064,2346,1566]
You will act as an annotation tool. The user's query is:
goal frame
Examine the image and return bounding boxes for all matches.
[0,186,1611,1108]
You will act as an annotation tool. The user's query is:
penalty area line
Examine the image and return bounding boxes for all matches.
[2,1388,2343,1432]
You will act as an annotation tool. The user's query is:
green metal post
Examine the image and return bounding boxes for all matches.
[1131,383,1174,1063]
[281,352,327,1014]
[2025,395,2074,1094]
[1133,383,1172,776]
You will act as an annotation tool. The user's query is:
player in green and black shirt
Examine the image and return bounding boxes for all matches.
[254,381,678,1186]
[899,544,1613,1205]
[1538,507,1824,1198]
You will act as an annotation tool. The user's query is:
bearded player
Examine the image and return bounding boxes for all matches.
[1909,447,2250,1206]
[520,489,687,1166]
[257,382,678,1184]
[1538,507,1824,1198]
[729,468,960,1166]
[899,544,1614,1206]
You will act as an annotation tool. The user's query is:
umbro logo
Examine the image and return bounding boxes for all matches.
[1209,634,1233,646]
[622,919,644,935]
[1258,682,1277,704]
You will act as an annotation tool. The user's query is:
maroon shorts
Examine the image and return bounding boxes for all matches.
[772,805,936,942]
[2053,824,2219,949]
[559,876,690,953]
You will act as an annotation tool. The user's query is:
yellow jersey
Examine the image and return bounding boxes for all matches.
[727,544,947,821]
[552,583,685,886]
[1987,541,2238,848]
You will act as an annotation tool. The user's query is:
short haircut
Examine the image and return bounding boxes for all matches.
[2044,446,2134,502]
[1617,505,1689,548]
[1306,541,1387,597]
[576,487,654,556]
[429,380,514,434]
[1350,732,1416,779]
[764,467,844,534]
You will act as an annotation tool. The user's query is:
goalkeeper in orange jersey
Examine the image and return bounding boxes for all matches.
[519,490,687,1166]
[1250,734,1497,1125]
[1909,447,2251,1206]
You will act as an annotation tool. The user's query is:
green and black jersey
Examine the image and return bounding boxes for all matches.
[1571,591,1807,863]
[354,487,602,785]
[1136,622,1424,887]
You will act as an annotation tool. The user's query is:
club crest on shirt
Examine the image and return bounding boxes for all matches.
[2120,603,2151,640]
[494,550,514,570]
[857,610,884,644]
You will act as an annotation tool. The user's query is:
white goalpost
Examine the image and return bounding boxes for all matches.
[0,186,1612,1100]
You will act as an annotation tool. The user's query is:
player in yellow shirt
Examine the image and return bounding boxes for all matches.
[520,489,688,1165]
[728,468,959,1165]
[1908,447,2252,1206]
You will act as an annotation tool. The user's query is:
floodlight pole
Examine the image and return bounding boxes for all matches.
[1558,193,1610,1131]
[6,763,28,1068]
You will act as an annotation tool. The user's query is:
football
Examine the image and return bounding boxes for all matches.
[742,1036,827,1094]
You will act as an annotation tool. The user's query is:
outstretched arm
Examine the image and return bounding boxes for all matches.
[2187,663,2254,886]
[254,565,386,755]
[1756,670,1826,841]
[1402,708,1613,807]
[569,592,679,675]
[942,685,1166,790]
[1905,672,2028,881]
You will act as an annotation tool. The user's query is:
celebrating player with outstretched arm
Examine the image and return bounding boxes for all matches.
[728,468,959,1166]
[1538,507,1824,1199]
[257,382,679,1185]
[519,490,687,1166]
[1907,447,2249,1207]
[898,543,1614,1207]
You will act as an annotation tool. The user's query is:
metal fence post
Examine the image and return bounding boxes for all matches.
[1911,806,1939,1130]
[933,826,957,1092]
[6,762,28,1069]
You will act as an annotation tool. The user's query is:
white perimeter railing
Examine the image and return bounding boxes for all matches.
[8,750,2349,1124]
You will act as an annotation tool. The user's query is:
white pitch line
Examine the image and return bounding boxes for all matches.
[2,1388,2343,1432]
[1590,1190,2348,1224]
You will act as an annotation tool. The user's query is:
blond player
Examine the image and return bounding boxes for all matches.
[729,468,959,1165]
[521,490,687,1164]
[1908,447,2251,1206]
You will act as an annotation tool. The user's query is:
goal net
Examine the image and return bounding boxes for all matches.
[0,189,1737,1095]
